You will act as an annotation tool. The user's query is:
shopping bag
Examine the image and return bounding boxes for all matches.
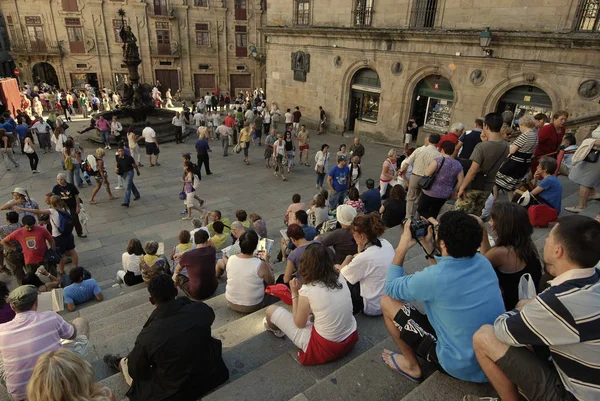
[518,273,536,300]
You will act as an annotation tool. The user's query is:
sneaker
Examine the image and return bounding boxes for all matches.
[121,203,129,207]
[199,199,205,207]
[32,170,39,174]
[114,186,123,190]
[103,354,122,372]
[462,397,498,401]
[104,145,108,149]
[133,196,140,201]
[180,209,187,215]
[565,206,584,214]
[107,145,112,150]
[263,317,285,338]
[182,216,192,220]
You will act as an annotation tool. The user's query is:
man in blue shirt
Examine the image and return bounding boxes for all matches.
[360,178,381,213]
[328,155,350,210]
[380,211,504,383]
[195,134,212,178]
[63,267,103,312]
[515,156,563,212]
[14,121,29,154]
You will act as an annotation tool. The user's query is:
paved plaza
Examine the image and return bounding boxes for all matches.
[0,115,397,287]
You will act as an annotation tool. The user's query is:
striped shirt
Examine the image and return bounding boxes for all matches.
[404,144,441,176]
[0,311,74,399]
[494,268,600,401]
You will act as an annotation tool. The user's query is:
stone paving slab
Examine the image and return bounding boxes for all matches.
[399,371,495,401]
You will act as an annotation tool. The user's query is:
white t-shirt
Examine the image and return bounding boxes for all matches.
[193,113,205,126]
[49,209,61,237]
[204,95,212,104]
[190,227,210,245]
[142,127,156,143]
[340,239,394,316]
[127,132,138,149]
[122,252,141,275]
[225,256,264,306]
[299,277,357,342]
[285,112,293,124]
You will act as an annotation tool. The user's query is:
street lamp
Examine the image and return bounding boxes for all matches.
[249,45,265,63]
[479,27,493,57]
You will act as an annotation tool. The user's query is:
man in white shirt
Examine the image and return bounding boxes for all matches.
[31,117,52,153]
[193,110,205,128]
[204,93,212,112]
[284,109,293,125]
[142,123,160,167]
[196,99,205,113]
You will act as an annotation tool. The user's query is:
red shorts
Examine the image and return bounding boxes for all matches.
[299,144,309,151]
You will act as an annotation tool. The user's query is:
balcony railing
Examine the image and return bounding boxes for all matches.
[9,39,65,57]
[150,42,180,57]
[354,7,373,27]
[151,6,176,18]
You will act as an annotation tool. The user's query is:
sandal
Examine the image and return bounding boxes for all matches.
[109,197,119,201]
[89,200,98,205]
[381,350,423,383]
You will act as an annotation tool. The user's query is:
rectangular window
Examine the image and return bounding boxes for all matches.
[195,23,210,46]
[27,25,46,52]
[294,0,310,25]
[156,22,169,30]
[62,0,78,12]
[234,0,247,20]
[575,0,600,31]
[354,0,373,27]
[6,16,13,24]
[154,0,168,16]
[156,29,171,55]
[234,25,247,57]
[194,0,208,6]
[66,19,84,54]
[409,0,437,29]
[113,19,124,42]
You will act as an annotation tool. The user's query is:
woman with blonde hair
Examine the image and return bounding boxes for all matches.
[27,348,115,401]
[89,148,116,204]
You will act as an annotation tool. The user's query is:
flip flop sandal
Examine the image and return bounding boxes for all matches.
[381,352,423,383]
[89,200,98,205]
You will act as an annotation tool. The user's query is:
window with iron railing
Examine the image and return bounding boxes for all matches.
[575,0,600,31]
[409,0,437,29]
[195,23,210,46]
[354,0,373,27]
[234,0,247,21]
[294,0,310,26]
[65,18,85,53]
[235,25,247,57]
[194,0,208,6]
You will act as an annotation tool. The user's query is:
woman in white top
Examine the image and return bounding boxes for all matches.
[127,128,142,166]
[308,194,329,228]
[225,231,274,313]
[273,133,287,181]
[337,213,394,316]
[117,239,145,286]
[314,144,330,190]
[111,116,123,141]
[264,243,357,360]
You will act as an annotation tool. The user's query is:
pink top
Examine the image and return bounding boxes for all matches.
[380,159,396,182]
[0,311,74,399]
[96,118,110,131]
[286,202,306,225]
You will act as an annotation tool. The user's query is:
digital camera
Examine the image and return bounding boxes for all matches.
[409,219,432,239]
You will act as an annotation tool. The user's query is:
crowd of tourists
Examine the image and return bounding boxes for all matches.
[0,78,599,401]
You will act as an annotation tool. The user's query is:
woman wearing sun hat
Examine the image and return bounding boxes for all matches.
[0,188,39,220]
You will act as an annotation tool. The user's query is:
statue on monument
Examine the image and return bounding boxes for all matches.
[120,26,140,61]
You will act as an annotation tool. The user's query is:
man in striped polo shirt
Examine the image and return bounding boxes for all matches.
[0,285,90,400]
[466,215,600,401]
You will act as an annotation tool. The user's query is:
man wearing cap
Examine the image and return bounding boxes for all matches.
[0,285,90,400]
[52,173,87,238]
[328,155,350,210]
[0,188,39,220]
[318,205,358,265]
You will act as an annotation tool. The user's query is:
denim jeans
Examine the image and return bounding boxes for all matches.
[316,173,326,188]
[101,130,110,144]
[329,190,347,210]
[123,169,140,204]
[68,163,83,187]
[222,136,229,156]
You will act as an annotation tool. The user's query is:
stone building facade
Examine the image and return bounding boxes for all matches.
[2,0,267,99]
[264,0,600,143]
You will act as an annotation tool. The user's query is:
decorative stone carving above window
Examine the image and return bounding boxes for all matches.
[469,69,486,86]
[391,62,403,76]
[579,79,600,100]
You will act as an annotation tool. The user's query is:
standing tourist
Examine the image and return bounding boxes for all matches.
[52,173,86,238]
[181,161,202,220]
[404,116,419,154]
[215,121,231,157]
[284,131,295,174]
[438,123,464,151]
[400,134,441,217]
[273,133,287,181]
[348,156,362,191]
[22,131,39,173]
[52,122,68,169]
[262,107,271,136]
[32,117,52,153]
[0,212,24,284]
[297,125,310,167]
[456,113,509,216]
[61,139,82,187]
[142,122,160,167]
[379,149,399,198]
[314,144,330,189]
[564,135,600,214]
[111,116,123,142]
[270,102,282,132]
[292,106,302,133]
[264,129,276,167]
[172,112,184,144]
[1,188,39,220]
[328,155,350,210]
[165,88,174,108]
[0,129,18,171]
[531,110,568,174]
[96,115,111,150]
[239,122,251,165]
[195,132,212,177]
[89,148,117,204]
[348,137,365,160]
[127,127,142,166]
[115,145,141,208]
[318,106,326,135]
[454,119,483,160]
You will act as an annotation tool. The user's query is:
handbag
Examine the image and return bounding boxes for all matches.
[470,143,509,191]
[240,141,246,149]
[528,204,558,228]
[584,148,599,163]
[178,183,186,201]
[316,165,324,174]
[418,158,445,190]
[234,144,242,154]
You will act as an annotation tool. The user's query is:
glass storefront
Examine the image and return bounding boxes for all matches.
[348,68,381,130]
[411,75,455,133]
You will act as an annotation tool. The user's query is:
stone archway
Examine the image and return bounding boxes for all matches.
[347,68,381,132]
[32,62,59,87]
[338,59,380,128]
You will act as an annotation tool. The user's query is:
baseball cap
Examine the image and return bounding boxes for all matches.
[336,205,357,226]
[12,187,27,197]
[7,285,38,310]
[337,154,347,162]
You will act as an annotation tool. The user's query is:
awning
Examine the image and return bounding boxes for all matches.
[499,85,552,109]
[415,76,454,101]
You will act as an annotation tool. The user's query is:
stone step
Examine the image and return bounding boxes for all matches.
[399,371,496,401]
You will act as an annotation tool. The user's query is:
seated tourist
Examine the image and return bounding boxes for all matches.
[236,209,252,231]
[203,210,231,236]
[0,285,90,401]
[170,230,193,261]
[279,210,317,261]
[22,270,60,293]
[381,211,505,383]
[190,217,210,245]
[360,179,381,213]
[515,156,563,211]
[285,193,306,226]
[264,243,359,365]
[174,230,218,300]
[337,213,394,316]
[103,274,229,401]
[64,266,103,312]
[225,231,274,313]
[208,220,231,257]
[318,205,358,265]
[118,239,144,286]
[140,241,170,283]
[215,221,246,278]
[477,202,542,310]
[558,134,578,176]
[0,281,14,324]
[467,215,600,401]
[27,348,115,401]
[344,187,365,213]
[249,213,267,238]
[308,194,329,228]
[379,185,406,228]
[278,224,316,285]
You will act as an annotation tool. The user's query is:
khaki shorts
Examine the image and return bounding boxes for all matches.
[61,335,90,357]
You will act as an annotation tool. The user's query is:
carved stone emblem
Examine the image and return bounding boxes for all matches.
[333,56,342,68]
[291,51,310,82]
[469,69,486,86]
[578,79,600,100]
[391,62,403,76]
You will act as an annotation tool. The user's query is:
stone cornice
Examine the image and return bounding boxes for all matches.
[261,26,600,50]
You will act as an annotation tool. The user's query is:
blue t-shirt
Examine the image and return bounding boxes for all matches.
[361,188,382,213]
[287,225,317,250]
[538,175,562,211]
[14,125,28,140]
[63,279,102,305]
[195,139,210,155]
[328,165,350,192]
[385,254,505,382]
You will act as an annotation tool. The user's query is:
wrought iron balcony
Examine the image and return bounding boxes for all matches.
[354,7,373,27]
[9,39,65,57]
[150,42,180,58]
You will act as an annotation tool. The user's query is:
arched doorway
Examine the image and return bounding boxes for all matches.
[32,62,59,87]
[347,68,380,132]
[411,75,454,133]
[496,85,552,123]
